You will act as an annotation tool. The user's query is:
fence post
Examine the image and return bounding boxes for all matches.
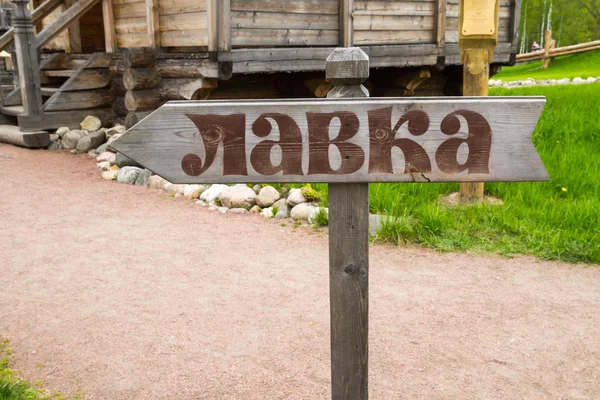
[543,29,552,68]
[326,47,370,400]
[11,0,43,117]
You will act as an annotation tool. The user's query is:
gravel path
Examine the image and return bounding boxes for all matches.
[1,143,599,400]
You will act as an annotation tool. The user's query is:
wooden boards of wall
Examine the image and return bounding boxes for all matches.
[353,0,436,45]
[445,0,512,44]
[230,0,339,47]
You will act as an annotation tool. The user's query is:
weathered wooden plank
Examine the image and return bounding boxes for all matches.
[207,0,218,51]
[353,29,434,45]
[231,0,339,14]
[232,28,339,47]
[43,90,115,111]
[64,0,83,53]
[18,108,117,131]
[115,17,147,33]
[0,124,49,148]
[341,0,353,46]
[102,0,118,52]
[36,0,101,49]
[161,29,209,47]
[159,11,207,31]
[116,32,150,47]
[354,15,435,31]
[231,11,337,30]
[218,0,231,52]
[111,97,548,184]
[159,0,207,15]
[435,0,447,46]
[114,1,145,19]
[353,1,436,14]
[60,69,112,91]
[147,0,160,48]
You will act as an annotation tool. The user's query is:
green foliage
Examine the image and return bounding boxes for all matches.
[0,339,50,400]
[272,205,279,216]
[311,208,329,228]
[301,184,322,202]
[495,49,600,81]
[369,84,599,263]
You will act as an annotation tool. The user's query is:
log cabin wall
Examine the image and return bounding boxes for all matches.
[113,0,149,47]
[229,0,339,47]
[352,0,436,45]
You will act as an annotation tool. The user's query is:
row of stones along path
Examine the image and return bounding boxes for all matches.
[1,144,599,400]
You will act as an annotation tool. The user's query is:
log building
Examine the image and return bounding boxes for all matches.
[0,0,521,132]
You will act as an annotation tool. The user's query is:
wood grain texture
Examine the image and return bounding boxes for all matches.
[0,0,63,51]
[35,0,101,49]
[111,97,548,184]
[102,0,118,52]
[326,46,369,400]
[64,0,83,53]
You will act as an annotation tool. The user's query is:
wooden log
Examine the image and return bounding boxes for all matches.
[44,90,115,111]
[122,47,156,68]
[61,69,111,91]
[155,58,218,78]
[0,124,49,148]
[543,30,552,69]
[304,78,333,98]
[110,76,127,96]
[112,96,128,116]
[64,0,83,53]
[125,110,152,129]
[123,68,160,90]
[125,89,162,111]
[326,47,369,400]
[156,78,216,100]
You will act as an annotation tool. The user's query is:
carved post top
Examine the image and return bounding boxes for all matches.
[11,0,33,24]
[326,47,369,98]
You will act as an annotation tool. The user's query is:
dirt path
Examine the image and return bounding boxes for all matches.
[1,143,599,400]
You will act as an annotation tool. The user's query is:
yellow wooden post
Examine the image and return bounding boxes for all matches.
[458,0,499,202]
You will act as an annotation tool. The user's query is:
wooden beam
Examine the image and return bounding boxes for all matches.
[0,124,49,148]
[12,0,44,117]
[0,0,62,51]
[340,0,353,47]
[435,0,447,47]
[35,0,101,50]
[18,108,117,131]
[102,0,117,52]
[217,0,231,52]
[146,0,160,49]
[64,0,83,53]
[510,0,521,53]
[326,47,369,400]
[207,0,217,52]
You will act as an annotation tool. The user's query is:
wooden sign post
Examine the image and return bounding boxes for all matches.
[112,48,548,400]
[459,0,499,201]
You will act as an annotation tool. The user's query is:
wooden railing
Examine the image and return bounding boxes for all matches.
[517,30,600,66]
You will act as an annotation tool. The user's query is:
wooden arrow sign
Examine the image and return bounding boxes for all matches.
[110,97,549,184]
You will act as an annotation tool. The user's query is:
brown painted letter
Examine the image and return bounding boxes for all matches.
[368,107,431,174]
[183,113,247,176]
[306,112,364,175]
[250,113,303,176]
[436,110,491,174]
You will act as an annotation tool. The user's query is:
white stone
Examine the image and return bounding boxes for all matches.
[495,79,502,86]
[308,207,329,224]
[196,200,207,206]
[252,184,262,194]
[255,186,281,207]
[488,79,495,86]
[164,183,187,194]
[148,175,169,190]
[218,207,228,214]
[522,80,534,87]
[96,161,111,171]
[200,184,228,202]
[586,77,596,84]
[61,130,87,150]
[287,188,306,207]
[80,115,102,132]
[291,203,315,221]
[56,126,70,137]
[219,185,256,209]
[96,151,115,163]
[572,77,584,84]
[229,208,249,214]
[369,214,383,237]
[249,205,261,213]
[183,184,206,199]
[261,207,274,219]
[101,170,118,181]
[106,125,126,137]
[526,77,535,82]
[208,206,219,211]
[106,134,122,145]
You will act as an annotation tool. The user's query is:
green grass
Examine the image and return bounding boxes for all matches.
[494,49,600,82]
[0,339,62,400]
[311,84,599,264]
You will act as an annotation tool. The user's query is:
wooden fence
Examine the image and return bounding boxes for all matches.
[517,30,600,67]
